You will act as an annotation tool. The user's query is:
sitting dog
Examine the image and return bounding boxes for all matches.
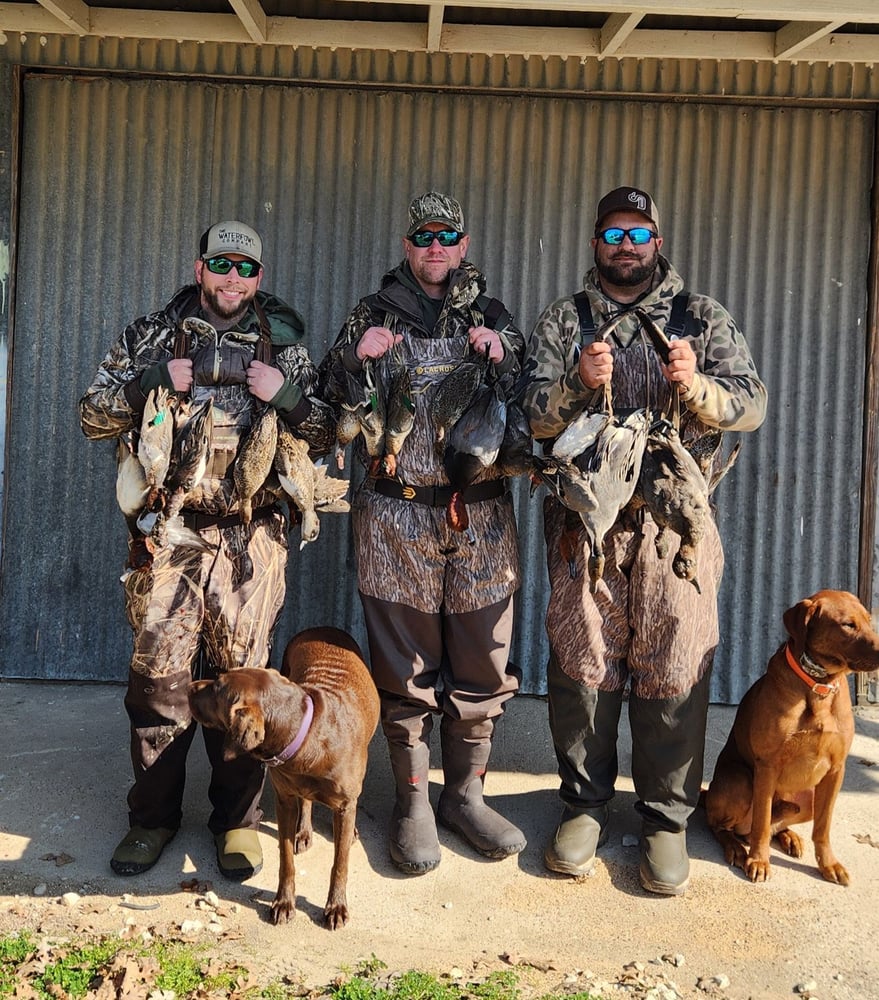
[189,626,379,928]
[704,589,879,885]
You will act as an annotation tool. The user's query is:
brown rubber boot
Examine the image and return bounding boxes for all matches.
[544,805,609,876]
[387,741,441,875]
[436,717,526,859]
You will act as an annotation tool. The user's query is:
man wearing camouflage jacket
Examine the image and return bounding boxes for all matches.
[320,192,526,874]
[522,187,766,895]
[80,221,334,881]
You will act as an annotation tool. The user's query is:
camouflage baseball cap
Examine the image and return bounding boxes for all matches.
[199,220,263,264]
[406,192,465,236]
[594,187,659,231]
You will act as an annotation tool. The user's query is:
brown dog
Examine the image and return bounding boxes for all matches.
[705,589,879,885]
[189,626,379,929]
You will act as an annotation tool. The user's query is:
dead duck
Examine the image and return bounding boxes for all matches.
[162,397,215,520]
[634,417,710,592]
[381,348,416,478]
[137,386,174,503]
[115,435,149,535]
[233,406,279,525]
[431,350,488,457]
[539,407,650,588]
[274,424,320,549]
[443,375,507,539]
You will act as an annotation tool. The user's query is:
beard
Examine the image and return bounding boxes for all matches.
[199,282,257,322]
[596,249,658,288]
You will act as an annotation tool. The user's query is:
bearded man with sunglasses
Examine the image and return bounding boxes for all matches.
[80,220,334,881]
[522,187,766,895]
[320,192,527,875]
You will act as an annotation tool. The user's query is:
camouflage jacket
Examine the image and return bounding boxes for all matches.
[522,258,767,442]
[80,284,334,449]
[320,259,523,401]
[79,285,335,516]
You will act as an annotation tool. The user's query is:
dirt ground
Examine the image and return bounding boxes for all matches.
[1,682,879,1000]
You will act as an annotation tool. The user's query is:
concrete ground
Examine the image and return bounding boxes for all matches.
[1,681,878,999]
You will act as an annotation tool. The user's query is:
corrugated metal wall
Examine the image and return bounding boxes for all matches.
[2,71,874,702]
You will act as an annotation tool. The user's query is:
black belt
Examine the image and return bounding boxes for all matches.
[372,478,507,507]
[181,504,278,531]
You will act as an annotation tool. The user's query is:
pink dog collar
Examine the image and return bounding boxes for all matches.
[262,694,314,767]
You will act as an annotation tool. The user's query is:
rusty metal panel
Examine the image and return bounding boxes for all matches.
[2,72,874,707]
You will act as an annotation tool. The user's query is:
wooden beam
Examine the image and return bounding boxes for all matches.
[774,20,843,59]
[0,7,878,65]
[228,0,266,44]
[600,12,642,57]
[35,0,88,35]
[427,4,444,52]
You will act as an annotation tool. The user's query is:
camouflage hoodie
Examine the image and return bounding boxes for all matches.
[522,257,766,443]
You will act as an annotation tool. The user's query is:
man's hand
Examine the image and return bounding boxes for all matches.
[468,325,504,363]
[167,358,193,393]
[578,340,613,389]
[662,338,697,392]
[355,326,403,361]
[246,360,285,402]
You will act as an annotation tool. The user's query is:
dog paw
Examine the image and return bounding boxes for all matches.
[324,902,349,930]
[818,861,850,886]
[774,828,803,857]
[745,858,771,882]
[270,897,296,924]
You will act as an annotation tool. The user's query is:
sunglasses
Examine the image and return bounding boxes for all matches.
[597,227,657,246]
[203,256,262,278]
[407,229,464,248]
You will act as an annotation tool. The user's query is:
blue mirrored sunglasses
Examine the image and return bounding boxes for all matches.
[203,256,262,278]
[598,227,656,246]
[407,229,464,248]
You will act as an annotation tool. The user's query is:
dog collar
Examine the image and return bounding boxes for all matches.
[262,694,314,767]
[784,643,839,698]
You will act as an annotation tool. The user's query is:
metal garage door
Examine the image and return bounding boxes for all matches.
[2,72,873,701]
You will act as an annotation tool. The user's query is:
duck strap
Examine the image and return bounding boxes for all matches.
[172,323,190,360]
[253,299,274,364]
[573,290,690,344]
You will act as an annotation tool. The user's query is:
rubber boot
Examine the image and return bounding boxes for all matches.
[436,717,526,859]
[545,654,624,874]
[387,741,441,875]
[629,670,712,896]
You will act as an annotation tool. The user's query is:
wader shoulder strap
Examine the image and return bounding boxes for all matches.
[573,290,597,346]
[172,324,189,360]
[666,291,690,338]
[253,300,275,364]
[474,294,511,331]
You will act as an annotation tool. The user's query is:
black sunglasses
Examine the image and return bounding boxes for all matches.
[597,227,657,246]
[203,256,262,278]
[407,229,464,248]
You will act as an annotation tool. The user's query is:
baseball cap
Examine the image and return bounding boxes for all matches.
[595,187,659,231]
[406,192,465,236]
[199,221,263,264]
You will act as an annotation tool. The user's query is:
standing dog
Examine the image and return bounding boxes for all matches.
[189,627,379,928]
[705,590,879,884]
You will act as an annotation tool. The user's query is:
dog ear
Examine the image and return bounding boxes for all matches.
[229,703,265,753]
[783,597,816,649]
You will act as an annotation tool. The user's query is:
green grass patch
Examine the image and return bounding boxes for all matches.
[0,930,605,999]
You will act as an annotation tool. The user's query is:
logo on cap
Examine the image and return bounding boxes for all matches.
[627,191,648,213]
